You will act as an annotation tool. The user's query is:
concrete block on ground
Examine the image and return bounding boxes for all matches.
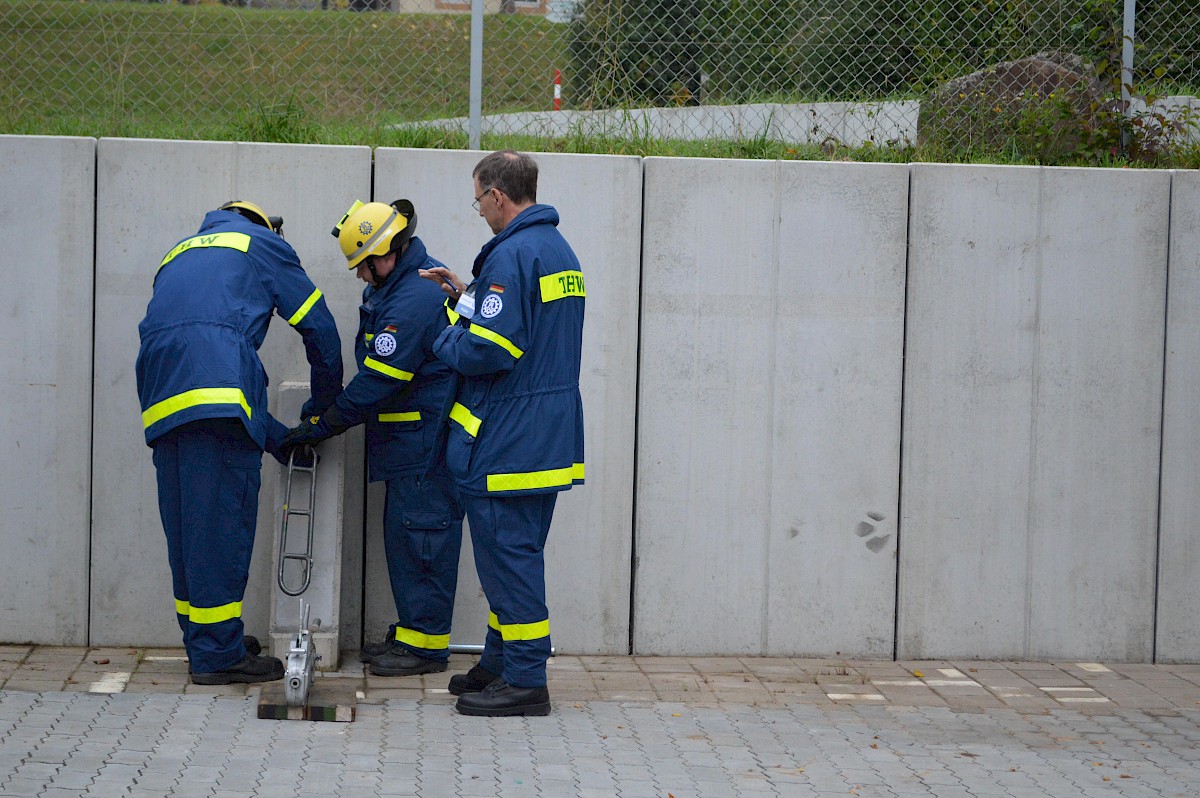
[634,158,908,656]
[90,138,371,646]
[900,163,1168,661]
[368,148,641,655]
[1157,169,1200,662]
[0,135,95,645]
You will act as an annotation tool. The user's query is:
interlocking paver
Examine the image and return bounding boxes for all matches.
[0,656,1197,797]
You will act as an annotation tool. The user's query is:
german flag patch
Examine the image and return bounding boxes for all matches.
[383,324,397,333]
[489,284,505,294]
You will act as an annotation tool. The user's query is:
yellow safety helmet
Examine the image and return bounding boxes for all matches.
[331,199,416,270]
[219,200,283,235]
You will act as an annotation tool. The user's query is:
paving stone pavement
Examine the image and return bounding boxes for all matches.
[0,648,1197,797]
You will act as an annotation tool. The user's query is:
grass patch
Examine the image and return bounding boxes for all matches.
[3,0,1199,166]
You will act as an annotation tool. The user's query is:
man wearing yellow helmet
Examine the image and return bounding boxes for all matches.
[136,201,344,684]
[283,198,465,678]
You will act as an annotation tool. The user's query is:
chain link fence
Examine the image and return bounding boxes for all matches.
[2,0,1198,158]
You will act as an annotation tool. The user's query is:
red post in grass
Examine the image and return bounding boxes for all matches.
[554,69,562,111]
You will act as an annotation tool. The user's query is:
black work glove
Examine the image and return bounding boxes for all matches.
[282,403,350,452]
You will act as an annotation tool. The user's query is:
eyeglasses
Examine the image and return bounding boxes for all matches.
[472,187,497,211]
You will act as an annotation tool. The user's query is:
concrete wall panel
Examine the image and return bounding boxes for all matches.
[767,161,908,657]
[901,164,1167,661]
[91,139,371,646]
[370,149,641,654]
[634,158,907,656]
[0,136,95,644]
[1158,170,1200,662]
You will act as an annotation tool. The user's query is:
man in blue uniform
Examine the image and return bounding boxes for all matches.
[282,199,465,678]
[136,201,343,685]
[420,150,586,717]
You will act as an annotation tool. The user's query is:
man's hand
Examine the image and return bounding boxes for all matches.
[282,416,333,451]
[419,266,462,299]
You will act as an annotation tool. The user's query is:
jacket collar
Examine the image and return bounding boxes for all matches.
[472,204,559,277]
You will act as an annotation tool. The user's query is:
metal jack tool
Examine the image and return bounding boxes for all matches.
[284,599,321,707]
[258,444,353,721]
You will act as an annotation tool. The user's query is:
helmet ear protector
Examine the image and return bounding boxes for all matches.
[332,199,416,271]
[220,200,283,236]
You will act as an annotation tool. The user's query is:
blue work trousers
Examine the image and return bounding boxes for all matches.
[465,492,558,688]
[151,418,260,673]
[383,466,464,662]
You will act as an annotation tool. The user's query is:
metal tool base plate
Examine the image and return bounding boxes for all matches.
[257,680,357,722]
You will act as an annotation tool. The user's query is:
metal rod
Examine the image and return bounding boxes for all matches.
[468,0,483,150]
[448,644,556,656]
[1121,0,1136,149]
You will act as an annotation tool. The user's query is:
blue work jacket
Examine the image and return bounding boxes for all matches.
[136,209,343,450]
[434,204,586,497]
[331,237,457,482]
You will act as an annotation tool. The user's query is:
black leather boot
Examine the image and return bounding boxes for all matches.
[448,664,501,696]
[191,653,284,685]
[455,680,551,717]
[369,646,448,677]
[359,624,398,663]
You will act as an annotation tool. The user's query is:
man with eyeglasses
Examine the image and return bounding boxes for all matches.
[420,150,586,717]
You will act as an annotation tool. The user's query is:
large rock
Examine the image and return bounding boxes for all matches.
[918,52,1110,158]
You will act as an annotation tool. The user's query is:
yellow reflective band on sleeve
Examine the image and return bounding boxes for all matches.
[364,357,414,381]
[488,611,501,631]
[540,270,586,302]
[156,232,251,277]
[449,402,482,437]
[175,599,190,616]
[142,388,252,429]
[486,464,584,493]
[187,601,243,625]
[394,625,450,651]
[468,324,524,359]
[445,301,461,326]
[287,288,322,326]
[499,618,550,642]
[378,411,421,423]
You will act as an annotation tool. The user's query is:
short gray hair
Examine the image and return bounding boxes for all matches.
[473,150,538,204]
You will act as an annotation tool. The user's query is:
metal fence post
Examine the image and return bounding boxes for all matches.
[469,0,483,151]
[1122,0,1136,148]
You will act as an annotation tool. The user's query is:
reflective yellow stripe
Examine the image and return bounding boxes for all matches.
[142,388,251,429]
[287,288,322,326]
[188,601,243,625]
[540,270,586,302]
[487,463,585,493]
[500,618,550,641]
[175,599,190,616]
[449,402,482,437]
[364,357,414,381]
[394,626,450,651]
[445,303,461,325]
[488,611,549,640]
[468,324,524,359]
[378,411,421,423]
[157,232,251,278]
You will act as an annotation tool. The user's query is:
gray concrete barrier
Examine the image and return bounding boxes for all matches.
[1158,169,1200,662]
[0,136,95,645]
[900,164,1169,661]
[370,148,641,655]
[90,138,371,646]
[634,158,908,656]
[5,134,1197,662]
